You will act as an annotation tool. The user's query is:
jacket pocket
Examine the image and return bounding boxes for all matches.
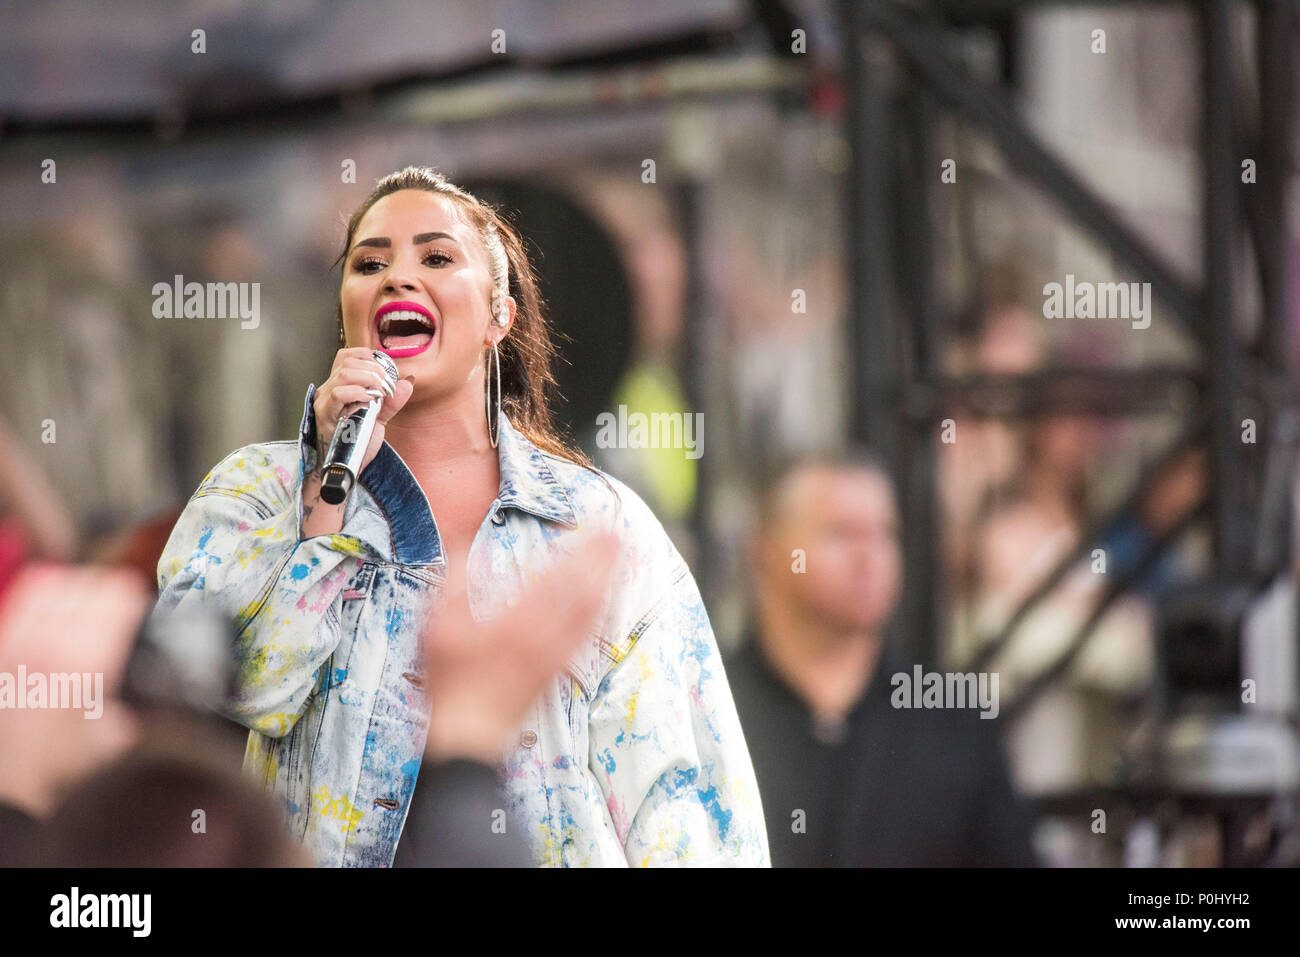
[285,602,343,837]
[192,486,275,521]
[326,561,377,686]
[286,682,330,839]
[565,671,590,763]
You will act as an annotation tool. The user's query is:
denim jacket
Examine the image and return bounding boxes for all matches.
[155,385,770,867]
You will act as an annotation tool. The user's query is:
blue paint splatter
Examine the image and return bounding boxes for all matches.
[597,749,616,774]
[197,526,215,549]
[672,767,699,790]
[385,605,407,638]
[290,563,310,580]
[695,785,732,840]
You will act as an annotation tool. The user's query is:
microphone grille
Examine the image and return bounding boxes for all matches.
[372,350,399,387]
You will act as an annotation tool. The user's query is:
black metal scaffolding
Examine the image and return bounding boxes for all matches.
[838,0,1296,716]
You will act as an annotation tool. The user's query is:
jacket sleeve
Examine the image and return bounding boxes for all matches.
[154,385,366,738]
[587,554,771,867]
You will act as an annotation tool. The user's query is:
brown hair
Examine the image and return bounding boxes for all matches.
[755,447,895,532]
[332,166,599,475]
[47,751,310,867]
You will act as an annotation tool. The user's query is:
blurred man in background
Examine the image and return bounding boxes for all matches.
[727,451,1038,866]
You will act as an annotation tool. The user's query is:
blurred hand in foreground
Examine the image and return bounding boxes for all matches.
[421,531,620,765]
[0,562,151,817]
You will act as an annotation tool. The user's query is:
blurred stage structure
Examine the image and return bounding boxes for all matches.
[1,0,1298,865]
[840,0,1297,865]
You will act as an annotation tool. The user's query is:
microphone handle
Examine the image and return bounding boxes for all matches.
[319,397,383,505]
[319,350,399,506]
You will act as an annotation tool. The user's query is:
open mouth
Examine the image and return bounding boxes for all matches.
[375,302,437,357]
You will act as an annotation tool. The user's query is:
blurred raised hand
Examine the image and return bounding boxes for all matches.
[420,531,619,764]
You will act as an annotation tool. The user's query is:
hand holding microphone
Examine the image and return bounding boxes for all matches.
[318,349,400,504]
[302,348,414,536]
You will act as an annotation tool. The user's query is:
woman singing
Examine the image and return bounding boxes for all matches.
[156,166,769,867]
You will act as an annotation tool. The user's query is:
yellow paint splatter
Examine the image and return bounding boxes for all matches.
[242,735,279,788]
[639,824,691,866]
[248,700,298,737]
[536,821,561,867]
[313,786,365,834]
[328,534,366,556]
[234,596,266,631]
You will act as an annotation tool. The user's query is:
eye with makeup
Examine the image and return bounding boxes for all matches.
[352,248,455,274]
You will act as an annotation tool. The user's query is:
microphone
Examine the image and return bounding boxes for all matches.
[319,350,400,505]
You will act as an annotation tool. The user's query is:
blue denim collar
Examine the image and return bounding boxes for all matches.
[298,384,577,566]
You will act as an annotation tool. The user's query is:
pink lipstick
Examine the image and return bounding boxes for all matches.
[374,301,438,357]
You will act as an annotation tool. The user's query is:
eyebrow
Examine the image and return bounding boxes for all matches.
[352,231,459,252]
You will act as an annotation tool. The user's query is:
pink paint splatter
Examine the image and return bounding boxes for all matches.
[300,565,348,614]
[606,789,629,842]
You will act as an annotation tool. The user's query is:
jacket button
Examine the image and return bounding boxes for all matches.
[520,730,538,748]
[491,509,506,525]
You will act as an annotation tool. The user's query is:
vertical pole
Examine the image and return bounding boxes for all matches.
[1202,0,1243,575]
[895,86,941,666]
[841,0,912,654]
[678,177,715,602]
[1255,0,1294,377]
[841,0,900,467]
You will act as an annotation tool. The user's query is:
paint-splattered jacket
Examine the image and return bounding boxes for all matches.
[155,385,770,867]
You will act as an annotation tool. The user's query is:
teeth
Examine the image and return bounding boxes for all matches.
[378,309,435,333]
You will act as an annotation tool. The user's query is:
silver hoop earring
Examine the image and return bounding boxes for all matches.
[486,342,501,448]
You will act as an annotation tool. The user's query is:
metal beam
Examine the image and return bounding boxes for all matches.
[965,418,1207,673]
[1202,0,1246,575]
[1254,0,1295,375]
[842,1,903,471]
[926,366,1202,420]
[1001,498,1208,721]
[894,86,942,664]
[855,1,1202,338]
